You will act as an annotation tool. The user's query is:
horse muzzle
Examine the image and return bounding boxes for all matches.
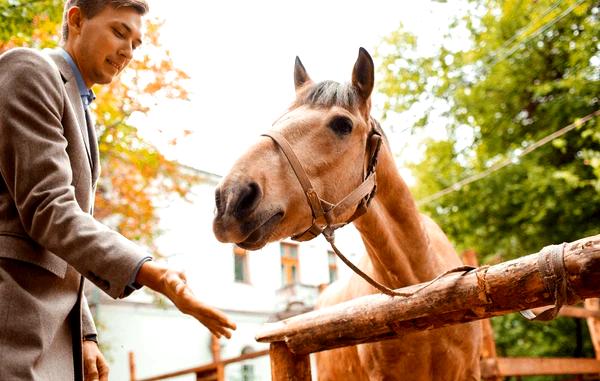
[213,180,284,249]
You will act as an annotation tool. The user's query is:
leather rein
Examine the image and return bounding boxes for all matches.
[262,118,481,298]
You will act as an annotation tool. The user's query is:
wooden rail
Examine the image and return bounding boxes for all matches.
[131,349,269,381]
[129,235,600,380]
[257,234,600,380]
[481,358,600,377]
[465,249,600,380]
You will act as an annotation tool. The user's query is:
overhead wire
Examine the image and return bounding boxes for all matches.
[485,0,564,64]
[489,0,587,65]
[416,109,600,206]
[414,0,594,206]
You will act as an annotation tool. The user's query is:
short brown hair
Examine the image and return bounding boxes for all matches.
[61,0,149,43]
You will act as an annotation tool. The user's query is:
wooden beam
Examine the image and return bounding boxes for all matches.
[137,365,216,381]
[196,372,218,381]
[480,319,499,360]
[129,351,136,381]
[269,342,311,381]
[256,235,600,355]
[221,349,270,366]
[461,249,479,268]
[135,349,269,381]
[481,357,600,377]
[530,305,600,319]
[210,336,224,381]
[585,298,600,360]
[462,252,600,321]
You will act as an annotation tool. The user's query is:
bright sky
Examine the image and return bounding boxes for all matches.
[133,0,465,177]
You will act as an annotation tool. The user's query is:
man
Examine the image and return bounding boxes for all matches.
[0,1,236,380]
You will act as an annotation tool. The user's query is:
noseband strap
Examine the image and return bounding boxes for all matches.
[262,120,382,242]
[262,130,328,233]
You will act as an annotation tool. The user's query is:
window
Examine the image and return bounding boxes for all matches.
[328,250,338,283]
[234,245,249,283]
[280,242,299,286]
[240,346,256,381]
[241,363,255,381]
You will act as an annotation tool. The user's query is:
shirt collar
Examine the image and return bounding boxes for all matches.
[59,48,96,108]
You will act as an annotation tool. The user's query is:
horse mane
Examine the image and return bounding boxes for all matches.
[295,80,390,143]
[296,80,358,110]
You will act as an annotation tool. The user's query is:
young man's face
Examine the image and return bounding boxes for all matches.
[67,5,143,87]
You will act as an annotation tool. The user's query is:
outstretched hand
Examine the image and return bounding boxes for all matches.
[136,261,236,338]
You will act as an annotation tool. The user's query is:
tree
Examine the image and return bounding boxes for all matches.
[378,0,599,374]
[0,0,63,50]
[0,0,201,255]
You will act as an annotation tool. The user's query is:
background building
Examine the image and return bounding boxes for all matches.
[88,167,366,381]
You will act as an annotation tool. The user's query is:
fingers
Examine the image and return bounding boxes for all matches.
[83,341,109,381]
[190,309,235,337]
[97,352,110,381]
[179,271,188,282]
[84,358,99,381]
[159,269,237,339]
[196,304,236,327]
[191,302,237,331]
[83,345,99,381]
[183,300,236,338]
[202,317,235,339]
[202,314,237,339]
[207,324,233,339]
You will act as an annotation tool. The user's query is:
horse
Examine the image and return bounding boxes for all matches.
[212,48,481,380]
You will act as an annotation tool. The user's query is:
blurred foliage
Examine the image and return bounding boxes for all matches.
[378,0,599,379]
[0,0,63,49]
[0,0,200,256]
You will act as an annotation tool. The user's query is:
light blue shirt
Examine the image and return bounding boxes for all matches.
[59,49,95,108]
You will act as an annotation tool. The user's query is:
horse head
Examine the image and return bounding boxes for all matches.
[213,48,379,250]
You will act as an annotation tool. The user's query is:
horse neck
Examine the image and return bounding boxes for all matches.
[353,144,443,287]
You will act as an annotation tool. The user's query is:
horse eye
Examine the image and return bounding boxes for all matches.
[329,116,353,136]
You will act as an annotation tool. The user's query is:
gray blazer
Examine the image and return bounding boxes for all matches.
[0,47,149,379]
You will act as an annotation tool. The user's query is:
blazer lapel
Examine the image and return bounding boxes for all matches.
[45,49,94,170]
[84,108,101,184]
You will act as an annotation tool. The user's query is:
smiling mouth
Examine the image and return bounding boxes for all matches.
[236,211,284,250]
[106,59,122,71]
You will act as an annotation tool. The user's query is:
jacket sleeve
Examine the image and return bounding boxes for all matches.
[81,293,98,339]
[0,48,150,299]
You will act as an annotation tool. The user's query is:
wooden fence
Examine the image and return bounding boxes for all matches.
[129,234,600,380]
[128,335,268,381]
[255,234,600,380]
[462,249,600,380]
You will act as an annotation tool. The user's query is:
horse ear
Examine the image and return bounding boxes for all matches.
[351,47,375,101]
[294,56,312,91]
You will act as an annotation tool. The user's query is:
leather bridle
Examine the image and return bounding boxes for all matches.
[262,117,478,298]
[262,116,382,242]
[261,117,421,297]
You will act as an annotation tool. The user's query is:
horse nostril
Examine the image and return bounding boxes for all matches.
[233,181,262,218]
[214,187,224,216]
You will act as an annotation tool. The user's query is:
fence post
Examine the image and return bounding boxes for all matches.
[210,335,225,381]
[269,342,311,381]
[585,298,600,358]
[585,298,600,380]
[128,351,136,381]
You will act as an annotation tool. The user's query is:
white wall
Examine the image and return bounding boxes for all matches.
[96,170,369,380]
[96,300,271,381]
